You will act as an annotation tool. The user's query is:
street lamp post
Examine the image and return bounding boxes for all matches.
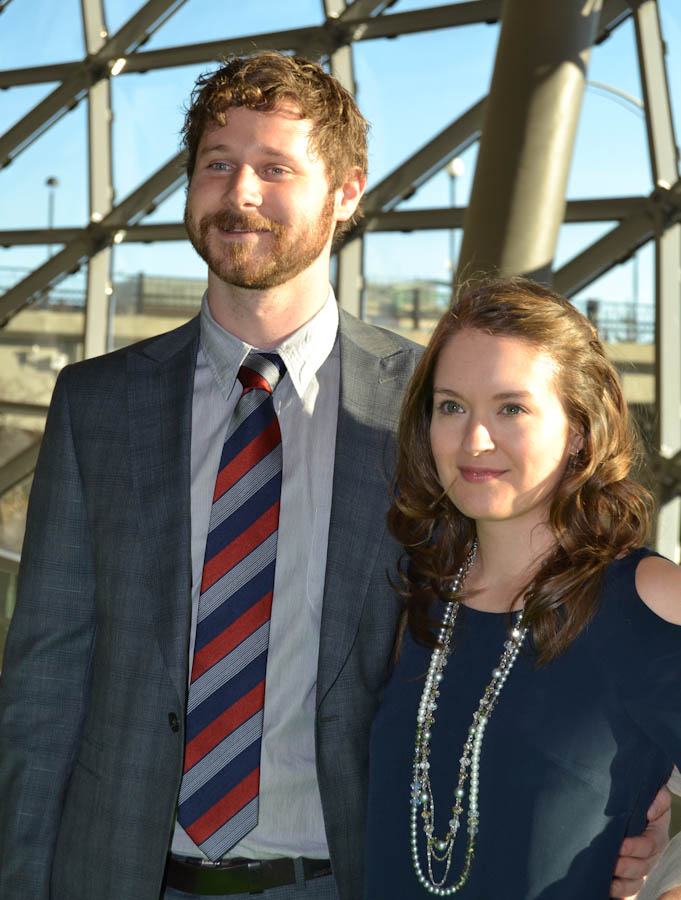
[446,158,465,283]
[45,176,59,258]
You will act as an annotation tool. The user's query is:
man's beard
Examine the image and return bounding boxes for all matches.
[184,194,335,291]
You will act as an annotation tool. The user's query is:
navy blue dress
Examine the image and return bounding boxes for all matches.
[365,549,681,899]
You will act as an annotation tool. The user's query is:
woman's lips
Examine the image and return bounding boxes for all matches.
[459,466,507,482]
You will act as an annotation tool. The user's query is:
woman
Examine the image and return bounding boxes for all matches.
[365,278,681,899]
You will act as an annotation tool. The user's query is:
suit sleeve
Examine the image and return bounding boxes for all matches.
[0,368,97,899]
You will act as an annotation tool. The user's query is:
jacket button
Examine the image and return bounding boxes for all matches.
[168,712,180,732]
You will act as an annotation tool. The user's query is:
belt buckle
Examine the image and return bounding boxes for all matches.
[247,860,264,894]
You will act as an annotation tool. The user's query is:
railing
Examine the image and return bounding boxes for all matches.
[0,267,656,344]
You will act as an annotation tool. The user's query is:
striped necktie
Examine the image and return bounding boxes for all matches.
[177,351,286,861]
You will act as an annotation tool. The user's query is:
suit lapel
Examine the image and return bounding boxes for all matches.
[127,317,200,705]
[317,311,416,706]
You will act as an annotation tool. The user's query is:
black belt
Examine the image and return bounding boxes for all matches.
[164,854,333,895]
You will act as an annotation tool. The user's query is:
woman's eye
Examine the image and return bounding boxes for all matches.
[501,404,524,415]
[439,400,463,414]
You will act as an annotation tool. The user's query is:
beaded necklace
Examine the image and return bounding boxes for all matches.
[410,541,529,895]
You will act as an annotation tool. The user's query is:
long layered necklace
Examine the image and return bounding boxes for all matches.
[410,541,529,895]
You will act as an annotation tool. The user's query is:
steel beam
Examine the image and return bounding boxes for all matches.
[596,0,631,43]
[0,0,188,169]
[459,0,604,282]
[0,72,92,170]
[553,180,681,297]
[363,207,467,232]
[115,223,186,241]
[338,0,393,21]
[0,62,79,88]
[84,248,111,357]
[0,0,631,89]
[323,0,365,315]
[0,197,652,249]
[82,0,114,359]
[634,1,679,188]
[335,238,364,317]
[553,209,656,298]
[0,4,504,91]
[0,229,82,245]
[634,0,681,559]
[562,196,647,222]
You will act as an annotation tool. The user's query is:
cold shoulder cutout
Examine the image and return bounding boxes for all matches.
[635,554,681,625]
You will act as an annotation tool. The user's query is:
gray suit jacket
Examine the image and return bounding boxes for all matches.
[0,308,421,900]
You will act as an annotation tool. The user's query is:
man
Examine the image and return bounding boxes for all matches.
[0,53,671,900]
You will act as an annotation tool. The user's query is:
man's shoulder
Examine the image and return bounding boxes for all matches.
[60,316,200,383]
[338,308,423,359]
[47,316,200,417]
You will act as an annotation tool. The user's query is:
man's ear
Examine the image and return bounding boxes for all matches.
[334,167,367,223]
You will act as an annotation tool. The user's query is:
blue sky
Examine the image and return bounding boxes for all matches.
[1,0,680,308]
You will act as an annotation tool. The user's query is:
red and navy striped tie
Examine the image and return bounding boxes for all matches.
[178,352,286,860]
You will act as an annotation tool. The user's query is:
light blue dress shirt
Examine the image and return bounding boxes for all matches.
[172,290,340,860]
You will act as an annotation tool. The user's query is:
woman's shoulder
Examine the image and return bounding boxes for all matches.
[593,549,681,698]
[602,547,681,626]
[634,553,681,625]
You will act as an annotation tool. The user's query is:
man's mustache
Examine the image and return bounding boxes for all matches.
[200,210,285,237]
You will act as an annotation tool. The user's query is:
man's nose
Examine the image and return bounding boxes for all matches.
[224,166,262,209]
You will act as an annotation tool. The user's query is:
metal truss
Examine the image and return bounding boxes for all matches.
[0,0,634,327]
[0,0,680,552]
[0,151,186,325]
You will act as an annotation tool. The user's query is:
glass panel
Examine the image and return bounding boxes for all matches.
[0,103,88,230]
[111,64,203,198]
[0,0,83,67]
[0,271,85,410]
[110,260,205,350]
[568,19,649,199]
[364,231,453,346]
[354,24,498,186]
[0,83,59,140]
[659,0,681,140]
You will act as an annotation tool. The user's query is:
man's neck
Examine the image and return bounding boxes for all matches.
[206,266,331,350]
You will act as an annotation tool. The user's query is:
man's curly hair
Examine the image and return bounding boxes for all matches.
[182,52,369,239]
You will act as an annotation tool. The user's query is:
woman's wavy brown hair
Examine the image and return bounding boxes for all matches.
[389,276,652,664]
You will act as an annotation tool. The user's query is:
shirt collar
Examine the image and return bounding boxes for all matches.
[199,288,339,400]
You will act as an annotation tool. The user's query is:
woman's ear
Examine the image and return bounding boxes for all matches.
[568,430,585,456]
